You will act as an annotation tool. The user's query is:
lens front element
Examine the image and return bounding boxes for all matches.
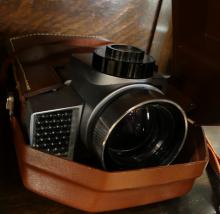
[105,102,186,171]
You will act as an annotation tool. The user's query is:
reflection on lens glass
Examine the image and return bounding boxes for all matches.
[104,102,186,171]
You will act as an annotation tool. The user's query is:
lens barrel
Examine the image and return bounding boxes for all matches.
[91,86,188,171]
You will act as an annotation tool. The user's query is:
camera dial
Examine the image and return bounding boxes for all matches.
[105,44,145,62]
[92,44,156,79]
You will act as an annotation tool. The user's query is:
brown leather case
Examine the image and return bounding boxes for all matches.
[5,34,209,212]
[11,116,208,212]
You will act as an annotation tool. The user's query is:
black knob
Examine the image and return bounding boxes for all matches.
[105,45,145,63]
[92,44,156,79]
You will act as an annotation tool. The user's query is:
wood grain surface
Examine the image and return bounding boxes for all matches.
[150,0,172,73]
[0,0,172,73]
[0,0,159,47]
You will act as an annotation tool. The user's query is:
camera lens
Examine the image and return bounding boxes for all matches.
[104,102,186,171]
[91,87,188,172]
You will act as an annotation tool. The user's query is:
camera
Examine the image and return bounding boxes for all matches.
[24,44,188,171]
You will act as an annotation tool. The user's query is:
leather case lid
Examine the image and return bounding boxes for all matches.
[172,0,220,125]
[8,35,110,98]
[9,36,64,97]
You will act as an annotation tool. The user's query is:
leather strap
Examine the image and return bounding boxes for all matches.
[207,142,220,177]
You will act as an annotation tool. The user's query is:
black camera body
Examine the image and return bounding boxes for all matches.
[24,44,188,171]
